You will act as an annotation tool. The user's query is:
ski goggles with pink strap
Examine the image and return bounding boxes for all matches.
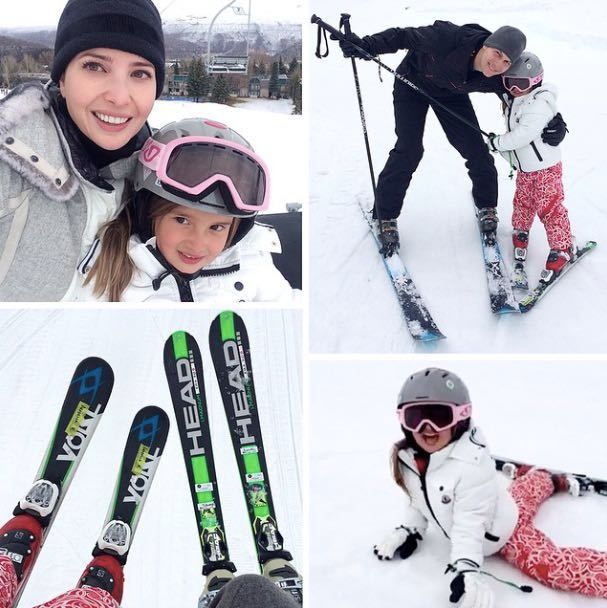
[397,402,472,433]
[139,136,270,215]
[503,73,543,94]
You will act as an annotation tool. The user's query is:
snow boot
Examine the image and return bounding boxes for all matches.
[78,554,124,603]
[198,568,236,608]
[0,514,42,581]
[477,207,498,233]
[512,230,529,261]
[262,557,303,604]
[378,219,400,258]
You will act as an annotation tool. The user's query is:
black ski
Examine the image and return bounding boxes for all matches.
[360,202,446,341]
[91,406,169,564]
[494,456,607,497]
[518,241,597,313]
[209,311,303,604]
[163,331,237,607]
[6,357,114,608]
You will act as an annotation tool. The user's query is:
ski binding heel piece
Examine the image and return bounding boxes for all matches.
[97,520,131,556]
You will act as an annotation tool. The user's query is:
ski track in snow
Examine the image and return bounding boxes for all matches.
[310,0,607,352]
[311,359,607,608]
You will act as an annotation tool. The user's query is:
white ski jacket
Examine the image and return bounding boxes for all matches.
[396,427,519,567]
[73,223,298,302]
[493,83,561,173]
[0,82,143,301]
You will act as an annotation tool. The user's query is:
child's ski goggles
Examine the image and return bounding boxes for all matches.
[502,73,543,94]
[139,136,270,215]
[397,402,472,433]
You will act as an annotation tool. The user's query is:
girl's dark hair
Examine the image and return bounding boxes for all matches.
[391,437,410,493]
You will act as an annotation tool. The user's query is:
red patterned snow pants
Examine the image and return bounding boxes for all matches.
[500,469,607,597]
[0,556,118,608]
[512,162,572,250]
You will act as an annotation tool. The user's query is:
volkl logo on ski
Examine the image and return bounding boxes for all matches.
[57,401,104,462]
[176,358,205,456]
[125,444,161,503]
[223,340,255,445]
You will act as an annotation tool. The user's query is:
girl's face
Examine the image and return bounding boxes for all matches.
[59,48,156,150]
[412,424,453,453]
[476,46,512,77]
[155,205,234,273]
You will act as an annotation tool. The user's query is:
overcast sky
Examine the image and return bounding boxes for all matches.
[2,0,303,29]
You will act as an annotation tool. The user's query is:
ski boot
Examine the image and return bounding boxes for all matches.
[79,553,124,603]
[552,473,595,497]
[0,514,42,581]
[262,557,303,604]
[198,567,236,608]
[378,219,400,257]
[477,207,498,233]
[541,248,572,283]
[511,230,529,289]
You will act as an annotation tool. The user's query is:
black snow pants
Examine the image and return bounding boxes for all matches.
[374,77,498,219]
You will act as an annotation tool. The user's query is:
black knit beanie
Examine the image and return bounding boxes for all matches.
[484,26,526,64]
[51,0,165,98]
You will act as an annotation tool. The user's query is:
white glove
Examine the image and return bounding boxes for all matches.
[373,525,421,560]
[448,560,494,608]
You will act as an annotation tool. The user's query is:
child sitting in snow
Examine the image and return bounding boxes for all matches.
[488,52,573,279]
[75,118,296,302]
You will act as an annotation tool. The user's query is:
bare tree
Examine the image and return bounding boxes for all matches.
[21,53,38,74]
[1,55,19,88]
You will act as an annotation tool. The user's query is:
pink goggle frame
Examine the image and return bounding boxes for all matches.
[396,401,472,433]
[139,135,271,212]
[503,72,544,94]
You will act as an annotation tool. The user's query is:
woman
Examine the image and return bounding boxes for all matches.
[340,21,567,256]
[0,0,165,301]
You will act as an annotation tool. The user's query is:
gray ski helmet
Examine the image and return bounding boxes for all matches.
[397,368,470,407]
[133,117,260,244]
[503,52,544,92]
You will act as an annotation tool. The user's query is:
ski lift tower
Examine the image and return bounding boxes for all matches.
[207,0,252,74]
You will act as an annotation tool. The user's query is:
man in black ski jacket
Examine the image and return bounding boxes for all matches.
[340,21,567,256]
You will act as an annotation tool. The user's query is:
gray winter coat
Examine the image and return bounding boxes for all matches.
[0,82,140,301]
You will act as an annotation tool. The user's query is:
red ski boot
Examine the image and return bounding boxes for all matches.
[0,514,43,582]
[78,554,124,603]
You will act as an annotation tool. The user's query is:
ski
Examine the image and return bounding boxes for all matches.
[91,405,169,564]
[494,456,607,497]
[209,312,303,604]
[360,202,445,341]
[3,357,114,608]
[518,241,597,313]
[511,261,529,290]
[163,331,237,608]
[474,211,519,314]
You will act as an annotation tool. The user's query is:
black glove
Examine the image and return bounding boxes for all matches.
[486,132,498,152]
[541,112,568,146]
[331,31,373,60]
[373,526,422,560]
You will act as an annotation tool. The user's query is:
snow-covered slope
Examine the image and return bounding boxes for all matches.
[310,0,607,352]
[311,359,607,607]
[0,309,302,608]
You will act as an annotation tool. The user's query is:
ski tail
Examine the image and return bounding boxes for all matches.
[163,331,236,577]
[92,406,169,565]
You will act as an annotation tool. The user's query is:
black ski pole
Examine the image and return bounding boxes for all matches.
[340,13,377,200]
[311,14,491,138]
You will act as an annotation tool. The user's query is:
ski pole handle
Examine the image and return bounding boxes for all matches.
[340,13,352,36]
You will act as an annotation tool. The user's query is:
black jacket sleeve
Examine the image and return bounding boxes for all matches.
[362,21,457,56]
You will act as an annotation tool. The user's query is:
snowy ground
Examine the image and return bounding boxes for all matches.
[311,359,607,608]
[232,98,296,115]
[0,310,302,608]
[150,99,304,213]
[309,0,607,352]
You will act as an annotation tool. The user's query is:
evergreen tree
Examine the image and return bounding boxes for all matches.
[290,69,302,115]
[211,74,230,104]
[172,61,180,75]
[278,55,286,74]
[200,61,211,98]
[187,57,205,102]
[288,57,299,75]
[268,61,279,98]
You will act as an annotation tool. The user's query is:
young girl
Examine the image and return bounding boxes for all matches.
[0,0,165,301]
[77,118,296,302]
[488,52,574,279]
[374,368,607,604]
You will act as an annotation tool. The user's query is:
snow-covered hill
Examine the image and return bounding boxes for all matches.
[310,0,607,352]
[311,359,607,607]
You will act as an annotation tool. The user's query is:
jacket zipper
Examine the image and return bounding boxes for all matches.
[401,459,449,539]
[530,141,543,162]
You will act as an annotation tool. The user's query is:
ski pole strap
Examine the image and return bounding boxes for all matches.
[311,14,490,138]
[314,18,329,58]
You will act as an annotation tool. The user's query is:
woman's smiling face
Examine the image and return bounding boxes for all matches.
[59,48,156,150]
